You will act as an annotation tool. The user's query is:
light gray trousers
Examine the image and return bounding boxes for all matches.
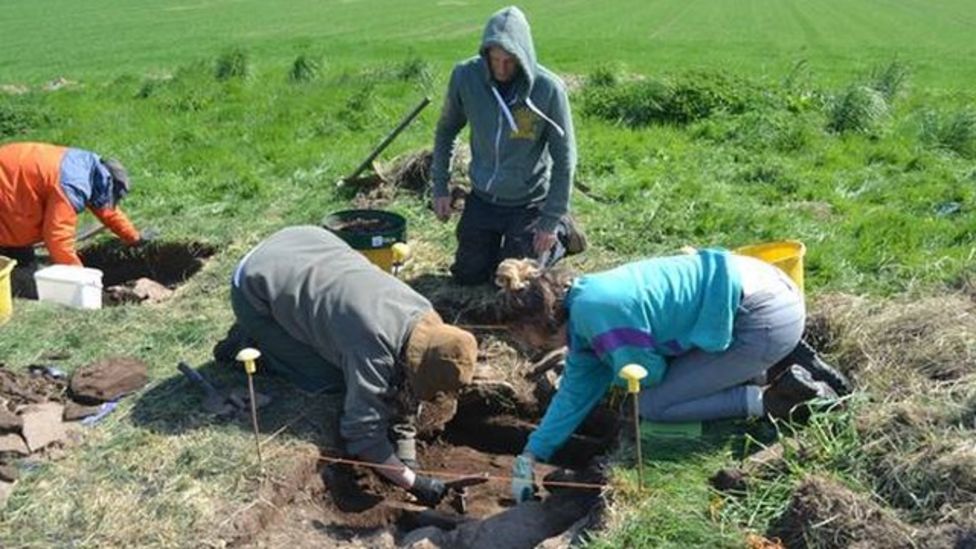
[638,270,805,422]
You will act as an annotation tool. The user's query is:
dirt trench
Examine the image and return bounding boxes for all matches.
[14,240,215,305]
[78,240,216,305]
[230,391,615,548]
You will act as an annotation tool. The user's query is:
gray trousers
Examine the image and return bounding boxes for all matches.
[639,273,805,422]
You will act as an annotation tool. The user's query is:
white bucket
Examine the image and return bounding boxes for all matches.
[33,265,103,310]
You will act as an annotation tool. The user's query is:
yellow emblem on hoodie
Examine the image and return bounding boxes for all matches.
[510,107,538,140]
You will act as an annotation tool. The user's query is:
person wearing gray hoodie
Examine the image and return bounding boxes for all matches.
[432,6,584,286]
[216,226,479,507]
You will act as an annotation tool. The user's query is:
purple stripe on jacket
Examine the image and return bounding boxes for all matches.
[591,328,657,357]
[665,340,685,354]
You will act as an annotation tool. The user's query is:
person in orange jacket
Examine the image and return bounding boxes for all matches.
[0,142,150,296]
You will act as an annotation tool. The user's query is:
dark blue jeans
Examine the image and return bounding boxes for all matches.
[0,246,38,299]
[451,192,568,286]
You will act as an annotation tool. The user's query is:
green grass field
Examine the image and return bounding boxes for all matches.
[1,0,974,546]
[3,0,976,86]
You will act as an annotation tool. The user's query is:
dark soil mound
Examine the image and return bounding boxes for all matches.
[769,476,915,549]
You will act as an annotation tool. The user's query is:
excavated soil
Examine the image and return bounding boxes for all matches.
[0,366,67,412]
[233,385,615,548]
[333,218,397,234]
[768,476,916,548]
[78,240,216,305]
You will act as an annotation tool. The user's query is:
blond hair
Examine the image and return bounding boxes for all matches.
[495,258,574,330]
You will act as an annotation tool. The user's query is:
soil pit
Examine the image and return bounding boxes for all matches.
[237,395,615,548]
[333,217,396,234]
[78,240,216,306]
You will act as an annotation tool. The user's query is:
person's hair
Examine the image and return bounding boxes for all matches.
[495,258,575,331]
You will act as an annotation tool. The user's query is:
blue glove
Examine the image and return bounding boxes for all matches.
[511,453,536,503]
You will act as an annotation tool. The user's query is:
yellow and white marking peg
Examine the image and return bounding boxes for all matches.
[619,364,648,490]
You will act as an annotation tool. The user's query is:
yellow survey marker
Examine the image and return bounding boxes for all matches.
[620,364,648,491]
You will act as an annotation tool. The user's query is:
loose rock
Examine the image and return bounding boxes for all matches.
[0,408,22,432]
[70,357,148,403]
[0,463,19,482]
[63,401,103,421]
[0,433,29,455]
[20,402,66,452]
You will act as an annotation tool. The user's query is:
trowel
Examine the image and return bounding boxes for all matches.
[443,473,490,514]
[176,361,245,415]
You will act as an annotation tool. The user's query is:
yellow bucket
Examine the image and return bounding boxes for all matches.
[322,209,410,274]
[359,245,410,273]
[734,240,806,295]
[0,255,17,325]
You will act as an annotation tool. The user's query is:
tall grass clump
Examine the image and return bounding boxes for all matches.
[868,60,910,102]
[587,63,620,88]
[397,56,432,82]
[581,78,669,127]
[922,108,976,158]
[0,100,51,138]
[581,70,755,128]
[289,54,321,83]
[338,83,376,131]
[215,48,250,80]
[395,55,434,93]
[827,85,888,133]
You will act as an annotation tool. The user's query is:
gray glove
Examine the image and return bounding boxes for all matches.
[408,475,447,507]
[138,227,161,244]
[512,453,537,503]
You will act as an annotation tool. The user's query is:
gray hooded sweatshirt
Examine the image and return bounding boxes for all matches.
[432,6,577,233]
[235,226,431,462]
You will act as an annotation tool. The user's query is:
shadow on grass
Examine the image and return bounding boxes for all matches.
[639,418,779,464]
[130,360,343,449]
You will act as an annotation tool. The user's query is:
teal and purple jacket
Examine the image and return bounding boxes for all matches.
[525,249,743,461]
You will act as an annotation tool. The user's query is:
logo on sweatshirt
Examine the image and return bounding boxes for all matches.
[510,107,538,140]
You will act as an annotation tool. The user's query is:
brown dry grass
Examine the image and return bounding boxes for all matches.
[798,292,976,528]
[808,292,976,390]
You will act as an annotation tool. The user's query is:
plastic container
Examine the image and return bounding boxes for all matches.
[734,240,806,295]
[33,265,104,310]
[0,255,16,324]
[322,209,408,273]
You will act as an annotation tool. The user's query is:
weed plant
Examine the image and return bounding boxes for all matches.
[922,108,976,158]
[215,48,250,81]
[288,54,321,83]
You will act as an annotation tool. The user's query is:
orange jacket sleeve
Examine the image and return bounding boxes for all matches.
[90,206,140,244]
[42,188,82,265]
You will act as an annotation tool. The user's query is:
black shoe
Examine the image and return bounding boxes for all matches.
[561,214,587,255]
[768,339,853,396]
[212,323,252,363]
[764,365,838,422]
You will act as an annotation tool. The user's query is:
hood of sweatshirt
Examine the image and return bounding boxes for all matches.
[480,6,537,94]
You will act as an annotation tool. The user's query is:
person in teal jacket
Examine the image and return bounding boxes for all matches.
[495,250,842,503]
[431,6,584,285]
